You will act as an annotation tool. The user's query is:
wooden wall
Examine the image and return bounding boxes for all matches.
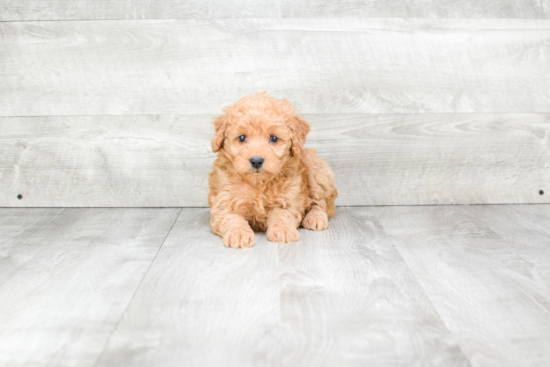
[0,3,549,207]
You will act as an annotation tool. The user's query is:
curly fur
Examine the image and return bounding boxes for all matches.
[208,92,337,248]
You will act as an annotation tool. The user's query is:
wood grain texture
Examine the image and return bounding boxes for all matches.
[1,114,548,207]
[374,205,550,367]
[0,115,212,207]
[95,208,470,367]
[0,208,180,367]
[2,206,550,366]
[1,0,549,20]
[95,209,282,367]
[0,208,64,284]
[2,19,550,116]
[277,207,470,367]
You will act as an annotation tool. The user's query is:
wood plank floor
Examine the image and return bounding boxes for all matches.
[1,205,549,366]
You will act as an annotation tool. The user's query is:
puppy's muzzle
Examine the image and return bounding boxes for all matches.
[249,156,264,169]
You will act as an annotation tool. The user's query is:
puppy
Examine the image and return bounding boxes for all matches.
[208,92,337,248]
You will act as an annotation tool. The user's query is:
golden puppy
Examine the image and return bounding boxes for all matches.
[208,92,337,248]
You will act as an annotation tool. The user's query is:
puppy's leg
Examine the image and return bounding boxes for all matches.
[302,205,329,231]
[266,208,300,243]
[210,213,255,249]
[301,148,338,230]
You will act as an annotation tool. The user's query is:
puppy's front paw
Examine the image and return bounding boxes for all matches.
[267,223,300,243]
[223,227,255,249]
[302,210,328,231]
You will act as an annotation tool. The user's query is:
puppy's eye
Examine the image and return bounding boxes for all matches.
[238,135,246,142]
[270,136,279,143]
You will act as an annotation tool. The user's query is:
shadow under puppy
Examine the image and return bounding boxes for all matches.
[208,92,337,248]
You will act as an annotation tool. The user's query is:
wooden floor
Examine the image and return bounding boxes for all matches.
[1,205,549,367]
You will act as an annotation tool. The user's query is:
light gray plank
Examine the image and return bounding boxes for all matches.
[1,114,548,207]
[1,0,549,20]
[0,208,180,367]
[2,19,550,116]
[278,207,470,367]
[0,115,212,207]
[96,208,470,367]
[0,208,69,284]
[312,113,550,205]
[374,205,550,367]
[3,205,549,366]
[95,209,281,367]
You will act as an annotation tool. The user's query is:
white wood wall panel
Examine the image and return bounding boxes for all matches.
[1,114,547,207]
[1,19,550,116]
[1,0,549,21]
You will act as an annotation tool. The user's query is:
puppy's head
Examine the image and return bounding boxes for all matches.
[211,92,310,177]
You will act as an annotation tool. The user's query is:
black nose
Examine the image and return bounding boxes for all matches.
[249,156,264,169]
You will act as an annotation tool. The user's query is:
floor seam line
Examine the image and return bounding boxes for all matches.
[388,232,475,367]
[90,207,183,367]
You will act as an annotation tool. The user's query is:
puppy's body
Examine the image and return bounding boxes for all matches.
[208,93,337,248]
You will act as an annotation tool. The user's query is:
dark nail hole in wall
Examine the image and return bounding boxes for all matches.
[540,190,545,195]
[17,194,23,200]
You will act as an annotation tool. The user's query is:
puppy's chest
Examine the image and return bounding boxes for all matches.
[238,181,291,231]
[238,182,286,210]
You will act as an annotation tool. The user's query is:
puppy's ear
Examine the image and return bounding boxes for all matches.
[290,114,311,156]
[211,114,227,153]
